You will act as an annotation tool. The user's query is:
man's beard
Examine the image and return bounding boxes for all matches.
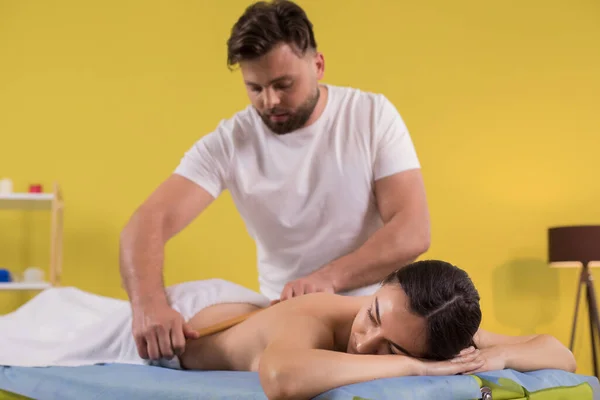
[259,86,321,135]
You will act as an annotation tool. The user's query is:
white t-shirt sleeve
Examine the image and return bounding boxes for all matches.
[372,95,421,180]
[173,127,231,198]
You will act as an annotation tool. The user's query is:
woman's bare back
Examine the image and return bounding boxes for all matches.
[179,292,362,372]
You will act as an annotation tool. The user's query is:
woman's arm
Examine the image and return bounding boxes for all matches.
[471,329,577,373]
[258,316,483,400]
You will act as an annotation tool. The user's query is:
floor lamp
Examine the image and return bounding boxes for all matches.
[548,225,600,378]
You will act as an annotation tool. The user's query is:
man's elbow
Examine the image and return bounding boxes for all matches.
[414,230,431,256]
[120,206,144,241]
[119,220,133,247]
[121,205,166,242]
[405,223,430,259]
[385,223,429,267]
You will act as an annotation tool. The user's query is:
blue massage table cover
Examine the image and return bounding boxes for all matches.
[1,363,599,399]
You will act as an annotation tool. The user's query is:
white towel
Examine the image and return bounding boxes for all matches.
[0,279,270,368]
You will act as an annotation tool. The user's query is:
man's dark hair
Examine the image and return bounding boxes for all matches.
[226,0,317,70]
[382,260,482,361]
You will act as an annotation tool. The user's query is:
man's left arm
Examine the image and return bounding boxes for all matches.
[278,95,430,300]
[319,168,430,293]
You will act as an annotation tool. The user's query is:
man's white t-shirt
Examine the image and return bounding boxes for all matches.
[174,84,421,300]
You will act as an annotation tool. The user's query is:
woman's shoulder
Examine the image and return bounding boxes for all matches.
[277,292,358,308]
[269,292,362,323]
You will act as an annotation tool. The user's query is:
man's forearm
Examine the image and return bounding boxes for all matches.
[119,208,169,307]
[320,212,430,293]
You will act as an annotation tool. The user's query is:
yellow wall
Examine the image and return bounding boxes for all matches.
[1,0,599,375]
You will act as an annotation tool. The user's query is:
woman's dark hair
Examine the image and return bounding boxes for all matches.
[226,0,317,69]
[382,260,482,361]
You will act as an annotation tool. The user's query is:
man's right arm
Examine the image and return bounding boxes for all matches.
[119,173,216,359]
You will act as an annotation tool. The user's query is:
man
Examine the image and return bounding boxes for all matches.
[119,0,430,362]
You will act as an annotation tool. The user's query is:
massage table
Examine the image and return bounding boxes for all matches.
[1,364,599,400]
[2,283,599,399]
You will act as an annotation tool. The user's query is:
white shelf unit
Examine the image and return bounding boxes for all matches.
[0,182,64,290]
[0,282,52,291]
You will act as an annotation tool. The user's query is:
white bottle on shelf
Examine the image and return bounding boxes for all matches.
[0,178,13,194]
[23,267,45,283]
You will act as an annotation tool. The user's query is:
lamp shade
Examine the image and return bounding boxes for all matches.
[548,225,600,268]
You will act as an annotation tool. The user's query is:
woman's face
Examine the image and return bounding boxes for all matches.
[347,284,428,358]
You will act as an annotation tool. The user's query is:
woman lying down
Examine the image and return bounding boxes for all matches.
[0,260,576,400]
[179,260,575,399]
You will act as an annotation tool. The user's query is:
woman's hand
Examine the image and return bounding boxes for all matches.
[463,346,507,374]
[418,346,485,376]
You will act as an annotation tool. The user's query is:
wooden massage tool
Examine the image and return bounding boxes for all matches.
[194,308,265,338]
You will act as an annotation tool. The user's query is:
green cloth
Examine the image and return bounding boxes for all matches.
[471,375,594,400]
[0,390,30,400]
[351,374,595,400]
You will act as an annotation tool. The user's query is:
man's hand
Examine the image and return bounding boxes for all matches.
[278,271,335,302]
[132,303,200,360]
[120,174,215,360]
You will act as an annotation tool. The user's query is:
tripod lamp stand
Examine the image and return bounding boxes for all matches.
[548,225,600,378]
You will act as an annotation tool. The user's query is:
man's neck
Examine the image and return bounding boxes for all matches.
[302,84,329,128]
